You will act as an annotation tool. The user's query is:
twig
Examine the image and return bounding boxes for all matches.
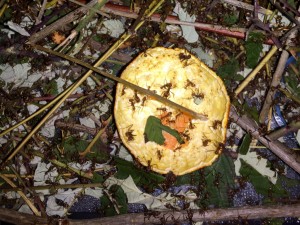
[32,150,94,179]
[230,106,300,174]
[68,0,109,17]
[1,0,167,169]
[278,87,300,105]
[55,120,98,135]
[101,3,276,45]
[0,174,41,216]
[32,45,208,121]
[259,50,289,123]
[1,203,300,225]
[79,116,112,157]
[259,9,300,123]
[222,0,273,15]
[28,0,99,44]
[0,182,103,192]
[234,46,278,96]
[268,120,300,140]
[35,0,47,25]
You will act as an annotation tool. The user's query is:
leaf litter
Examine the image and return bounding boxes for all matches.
[0,0,299,224]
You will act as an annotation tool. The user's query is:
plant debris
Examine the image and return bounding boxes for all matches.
[0,0,300,224]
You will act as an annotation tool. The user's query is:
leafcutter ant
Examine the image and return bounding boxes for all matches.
[134,90,140,103]
[212,120,222,129]
[121,86,126,96]
[129,99,136,111]
[215,142,224,154]
[179,52,191,61]
[160,82,172,98]
[192,89,204,99]
[202,139,211,147]
[125,125,135,141]
[156,150,162,160]
[182,132,190,141]
[213,172,223,188]
[185,79,196,88]
[179,52,192,66]
[189,121,195,129]
[141,96,147,106]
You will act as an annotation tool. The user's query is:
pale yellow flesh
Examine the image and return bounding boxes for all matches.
[114,47,230,175]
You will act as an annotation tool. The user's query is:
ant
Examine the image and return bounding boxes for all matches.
[134,90,140,103]
[125,125,135,141]
[202,139,211,147]
[182,132,190,141]
[156,150,162,160]
[129,99,136,111]
[212,120,222,130]
[121,86,126,96]
[141,96,147,106]
[192,89,204,99]
[185,79,196,88]
[215,142,224,154]
[213,172,223,188]
[157,107,167,111]
[179,52,192,66]
[160,82,172,98]
[189,121,195,129]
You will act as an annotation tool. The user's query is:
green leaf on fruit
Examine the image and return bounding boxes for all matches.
[144,116,184,145]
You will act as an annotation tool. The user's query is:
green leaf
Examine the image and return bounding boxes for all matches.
[239,159,287,201]
[245,32,264,68]
[114,157,165,191]
[92,173,104,183]
[224,13,238,26]
[239,134,251,155]
[100,184,128,216]
[242,102,259,122]
[216,58,240,86]
[203,154,236,207]
[43,79,58,95]
[144,116,184,145]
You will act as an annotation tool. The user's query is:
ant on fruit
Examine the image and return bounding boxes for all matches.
[202,139,211,147]
[156,150,162,160]
[179,52,192,66]
[185,79,196,88]
[212,120,222,130]
[141,96,147,106]
[160,82,172,98]
[129,99,136,111]
[125,125,135,141]
[134,90,140,103]
[121,86,126,96]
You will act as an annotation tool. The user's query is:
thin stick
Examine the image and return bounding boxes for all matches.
[259,50,289,123]
[28,0,98,44]
[0,84,75,138]
[1,203,300,225]
[33,45,208,120]
[268,120,300,140]
[35,0,47,25]
[0,0,166,167]
[0,174,41,216]
[234,46,278,96]
[0,182,103,192]
[79,116,112,157]
[222,0,273,15]
[32,150,94,179]
[230,106,300,174]
[101,3,276,45]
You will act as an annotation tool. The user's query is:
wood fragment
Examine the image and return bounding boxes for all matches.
[1,203,300,225]
[230,106,300,174]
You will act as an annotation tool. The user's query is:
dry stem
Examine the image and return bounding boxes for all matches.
[1,203,300,225]
[230,106,300,174]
